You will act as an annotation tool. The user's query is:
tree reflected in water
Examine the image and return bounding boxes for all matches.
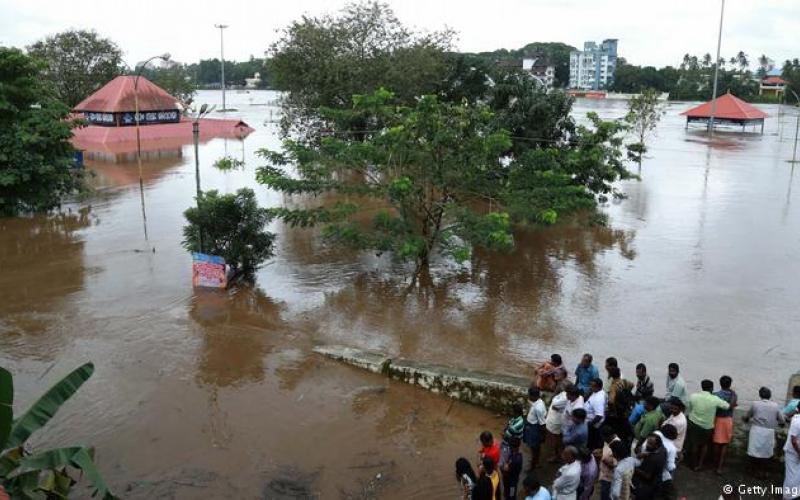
[0,208,93,360]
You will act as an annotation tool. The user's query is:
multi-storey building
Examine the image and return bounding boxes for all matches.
[569,39,618,90]
[522,57,556,89]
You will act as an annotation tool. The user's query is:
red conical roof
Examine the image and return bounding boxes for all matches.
[681,93,768,120]
[73,75,179,113]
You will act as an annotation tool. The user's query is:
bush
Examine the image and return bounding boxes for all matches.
[182,188,275,274]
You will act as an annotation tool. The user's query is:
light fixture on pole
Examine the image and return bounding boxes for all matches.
[133,52,171,240]
[214,24,229,111]
[708,0,725,135]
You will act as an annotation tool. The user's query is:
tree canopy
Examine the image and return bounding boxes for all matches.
[610,52,766,101]
[268,1,454,139]
[27,29,123,107]
[183,188,275,274]
[258,88,633,268]
[258,89,514,268]
[0,47,82,215]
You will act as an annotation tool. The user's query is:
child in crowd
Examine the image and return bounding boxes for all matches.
[479,430,501,468]
[501,437,523,500]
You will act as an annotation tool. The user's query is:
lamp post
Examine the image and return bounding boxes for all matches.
[131,53,170,241]
[191,103,215,252]
[790,90,800,165]
[214,24,228,111]
[708,0,725,135]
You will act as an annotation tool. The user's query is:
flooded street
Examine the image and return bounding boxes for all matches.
[1,90,799,498]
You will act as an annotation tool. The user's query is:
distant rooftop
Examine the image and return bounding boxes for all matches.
[73,75,180,113]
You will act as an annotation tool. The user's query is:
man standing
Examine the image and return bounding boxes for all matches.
[664,363,687,404]
[537,354,568,393]
[635,363,655,401]
[784,407,800,499]
[744,387,784,479]
[712,375,738,475]
[585,378,608,450]
[553,446,582,500]
[654,425,678,498]
[633,397,664,450]
[633,434,667,500]
[664,398,687,459]
[599,426,621,500]
[575,354,599,395]
[526,387,548,470]
[563,408,589,449]
[685,379,729,471]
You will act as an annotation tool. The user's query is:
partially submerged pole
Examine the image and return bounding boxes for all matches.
[708,0,725,136]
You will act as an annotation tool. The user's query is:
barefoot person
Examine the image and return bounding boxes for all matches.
[744,387,784,479]
[712,375,738,474]
[686,379,729,471]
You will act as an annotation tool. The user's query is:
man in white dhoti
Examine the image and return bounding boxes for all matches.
[783,406,800,499]
[744,387,785,479]
[553,446,582,500]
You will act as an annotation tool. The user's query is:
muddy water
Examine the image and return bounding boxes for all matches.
[1,90,799,498]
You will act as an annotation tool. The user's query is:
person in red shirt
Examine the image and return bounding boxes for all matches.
[478,431,501,467]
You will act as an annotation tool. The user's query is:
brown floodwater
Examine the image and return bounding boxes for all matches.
[1,91,799,498]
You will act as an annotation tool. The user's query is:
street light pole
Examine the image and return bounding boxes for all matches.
[708,0,725,135]
[790,90,800,165]
[214,24,228,111]
[133,53,170,241]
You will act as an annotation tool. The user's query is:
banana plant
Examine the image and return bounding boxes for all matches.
[0,363,116,499]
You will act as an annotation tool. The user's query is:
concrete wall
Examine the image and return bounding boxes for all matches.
[314,345,793,459]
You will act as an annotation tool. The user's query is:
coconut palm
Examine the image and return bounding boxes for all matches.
[737,51,749,72]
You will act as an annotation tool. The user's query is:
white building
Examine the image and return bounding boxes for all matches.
[569,39,618,90]
[522,58,556,89]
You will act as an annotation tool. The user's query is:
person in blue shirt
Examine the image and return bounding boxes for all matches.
[784,385,800,417]
[563,408,589,449]
[575,354,599,395]
[522,476,552,500]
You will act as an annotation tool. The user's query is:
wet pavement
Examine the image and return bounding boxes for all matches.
[1,90,799,498]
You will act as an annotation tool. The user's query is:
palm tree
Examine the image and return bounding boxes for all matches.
[702,53,712,68]
[737,51,749,72]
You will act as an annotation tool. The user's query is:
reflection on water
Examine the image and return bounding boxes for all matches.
[2,92,800,497]
[0,209,93,359]
[192,286,285,388]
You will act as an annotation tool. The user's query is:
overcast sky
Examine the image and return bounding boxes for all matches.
[1,0,798,69]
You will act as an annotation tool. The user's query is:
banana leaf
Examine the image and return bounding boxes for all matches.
[4,470,46,500]
[0,366,12,450]
[6,362,94,449]
[9,446,115,499]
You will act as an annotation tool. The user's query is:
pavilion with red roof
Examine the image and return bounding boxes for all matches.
[71,75,254,157]
[681,92,768,134]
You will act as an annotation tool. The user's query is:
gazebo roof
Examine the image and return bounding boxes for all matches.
[681,93,768,121]
[73,75,180,113]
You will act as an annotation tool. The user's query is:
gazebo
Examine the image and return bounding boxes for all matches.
[71,76,254,157]
[681,92,768,134]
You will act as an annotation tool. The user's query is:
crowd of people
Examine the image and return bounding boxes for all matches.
[455,354,800,500]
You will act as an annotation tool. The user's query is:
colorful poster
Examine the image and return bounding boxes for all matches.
[192,253,227,289]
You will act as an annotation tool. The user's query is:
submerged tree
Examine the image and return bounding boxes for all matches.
[624,89,665,168]
[258,89,514,270]
[0,48,83,216]
[269,1,454,139]
[27,29,123,107]
[182,188,275,275]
